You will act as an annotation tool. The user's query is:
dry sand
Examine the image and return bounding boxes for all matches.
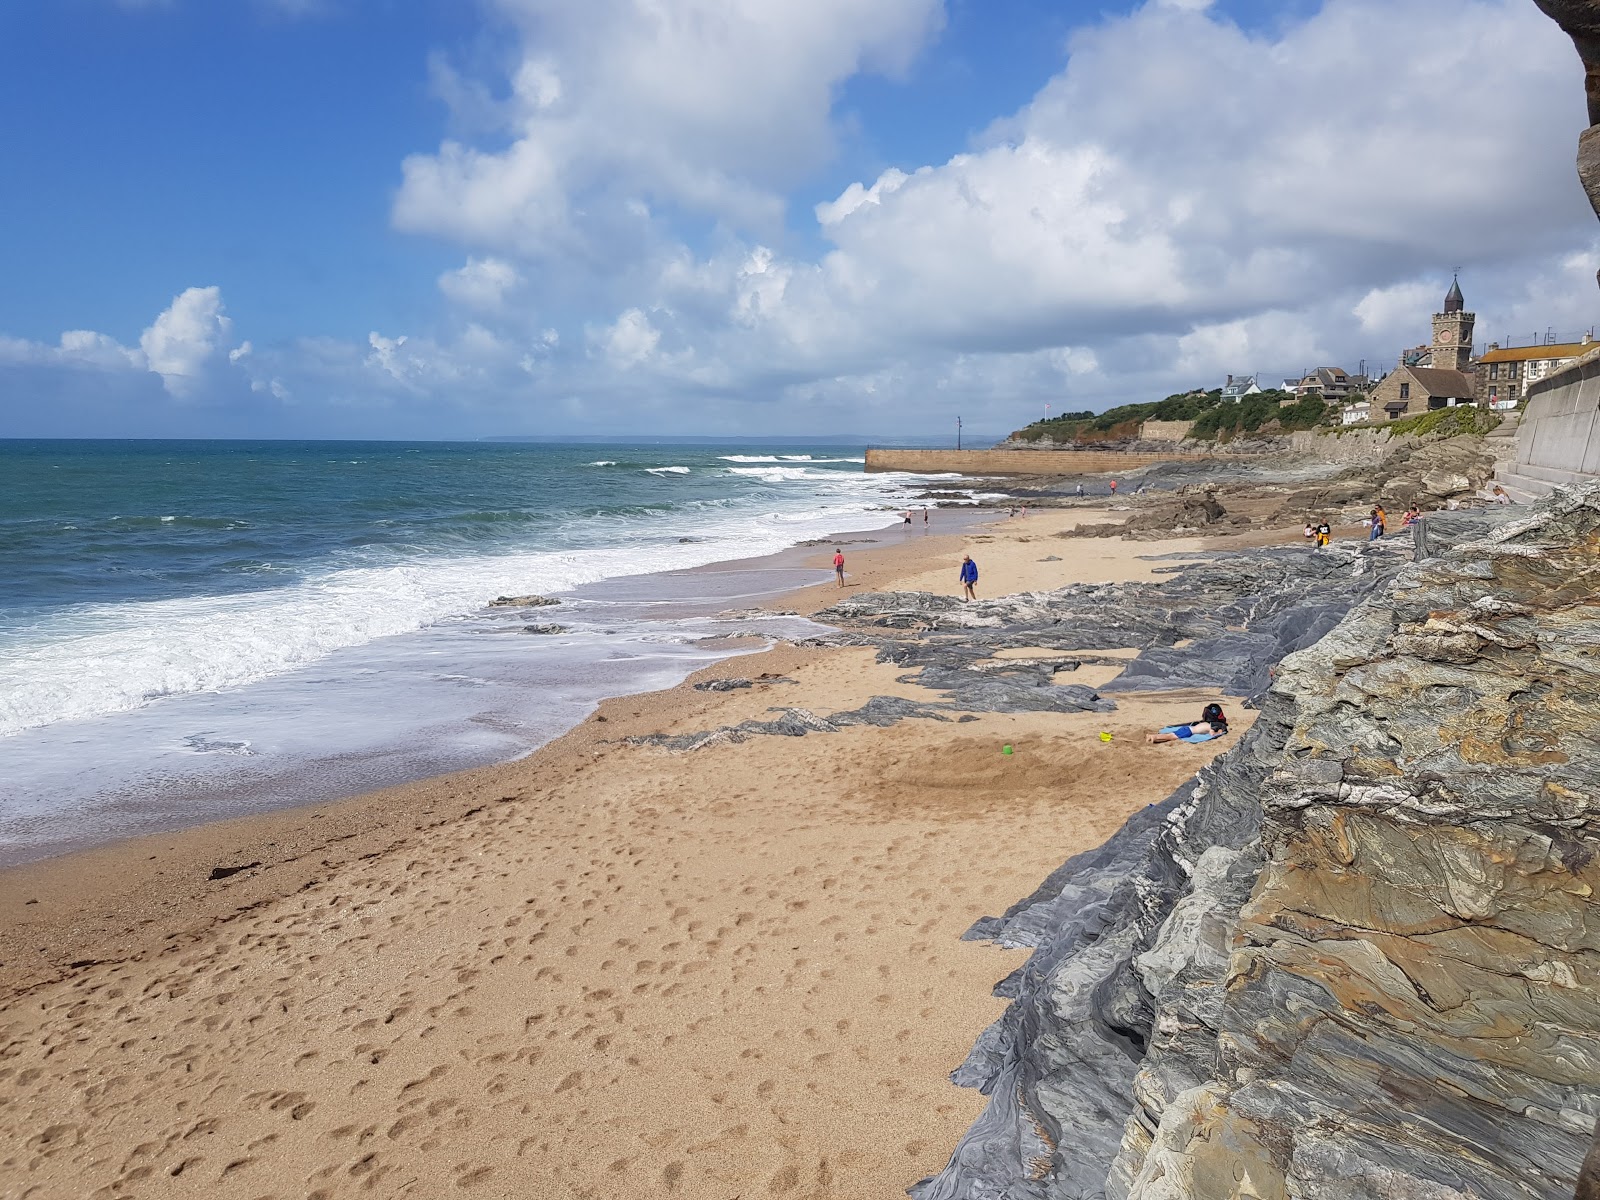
[0,506,1248,1200]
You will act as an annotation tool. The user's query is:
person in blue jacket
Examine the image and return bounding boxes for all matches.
[958,554,978,601]
[1147,702,1230,744]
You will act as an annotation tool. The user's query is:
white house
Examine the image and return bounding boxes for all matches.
[1221,374,1262,403]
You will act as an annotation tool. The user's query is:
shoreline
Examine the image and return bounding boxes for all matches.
[0,503,1006,988]
[0,500,1250,1199]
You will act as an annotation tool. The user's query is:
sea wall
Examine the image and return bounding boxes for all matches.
[1513,346,1600,488]
[1288,427,1419,463]
[1139,419,1196,442]
[918,485,1600,1200]
[865,448,1205,475]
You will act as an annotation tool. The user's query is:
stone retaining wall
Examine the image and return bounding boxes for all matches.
[864,448,1203,475]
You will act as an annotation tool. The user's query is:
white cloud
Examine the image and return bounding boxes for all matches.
[139,286,233,395]
[393,0,945,253]
[11,0,1599,437]
[438,257,522,311]
[596,308,662,368]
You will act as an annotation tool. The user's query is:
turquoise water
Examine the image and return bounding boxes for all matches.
[0,439,979,860]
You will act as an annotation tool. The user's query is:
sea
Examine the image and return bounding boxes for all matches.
[0,439,993,864]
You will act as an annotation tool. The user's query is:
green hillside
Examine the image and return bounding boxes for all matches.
[1009,388,1330,442]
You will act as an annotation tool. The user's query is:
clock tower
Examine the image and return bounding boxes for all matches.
[1430,274,1475,372]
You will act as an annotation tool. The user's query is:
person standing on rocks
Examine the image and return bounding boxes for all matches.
[1368,506,1386,541]
[833,548,846,587]
[1109,480,1118,496]
[1315,520,1332,549]
[959,555,978,601]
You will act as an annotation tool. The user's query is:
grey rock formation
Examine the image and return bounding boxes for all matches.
[817,544,1398,707]
[1533,2,1600,260]
[917,486,1600,1200]
[489,593,560,607]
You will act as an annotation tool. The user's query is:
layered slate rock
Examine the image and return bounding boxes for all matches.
[917,486,1600,1200]
[817,544,1401,707]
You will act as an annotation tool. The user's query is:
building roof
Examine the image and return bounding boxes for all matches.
[1477,342,1589,363]
[1405,367,1475,397]
[1444,276,1465,314]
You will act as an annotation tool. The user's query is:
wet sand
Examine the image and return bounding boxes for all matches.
[0,504,1246,1199]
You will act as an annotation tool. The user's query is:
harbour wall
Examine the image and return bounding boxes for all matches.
[1512,347,1600,488]
[864,448,1204,476]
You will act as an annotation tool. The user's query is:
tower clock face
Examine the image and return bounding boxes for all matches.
[1437,329,1455,343]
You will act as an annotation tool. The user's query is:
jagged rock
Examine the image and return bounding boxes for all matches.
[489,594,560,607]
[692,678,753,692]
[521,623,568,635]
[1066,487,1236,540]
[918,483,1600,1200]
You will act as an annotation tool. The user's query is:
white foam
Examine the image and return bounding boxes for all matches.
[587,460,618,466]
[645,466,692,475]
[0,488,925,737]
[718,455,865,464]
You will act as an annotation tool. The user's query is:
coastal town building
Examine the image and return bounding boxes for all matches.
[1220,374,1262,402]
[1368,365,1476,419]
[1364,276,1477,418]
[1475,336,1594,410]
[1291,366,1358,401]
[1429,276,1475,373]
[1339,398,1372,425]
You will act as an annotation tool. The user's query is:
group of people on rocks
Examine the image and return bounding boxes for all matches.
[1302,502,1427,548]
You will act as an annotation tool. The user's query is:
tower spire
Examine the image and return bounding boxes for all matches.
[1444,272,1464,314]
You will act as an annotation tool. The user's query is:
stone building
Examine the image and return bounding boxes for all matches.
[1369,365,1476,420]
[1428,276,1475,372]
[1475,336,1595,409]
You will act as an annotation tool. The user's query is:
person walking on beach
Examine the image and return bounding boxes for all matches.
[1109,480,1118,496]
[958,554,978,601]
[903,510,913,525]
[923,507,929,529]
[833,548,846,587]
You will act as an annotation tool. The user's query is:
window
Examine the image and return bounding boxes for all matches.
[1399,382,1410,401]
[1489,362,1499,380]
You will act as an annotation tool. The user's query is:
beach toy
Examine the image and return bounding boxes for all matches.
[1002,744,1014,755]
[1099,731,1113,743]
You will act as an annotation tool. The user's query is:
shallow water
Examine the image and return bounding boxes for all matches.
[0,440,987,862]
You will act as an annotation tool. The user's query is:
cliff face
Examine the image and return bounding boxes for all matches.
[920,484,1600,1200]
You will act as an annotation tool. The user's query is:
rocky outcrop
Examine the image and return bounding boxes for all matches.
[1069,487,1242,539]
[918,484,1600,1200]
[1534,1,1600,229]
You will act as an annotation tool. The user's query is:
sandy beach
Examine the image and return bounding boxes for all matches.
[0,504,1250,1199]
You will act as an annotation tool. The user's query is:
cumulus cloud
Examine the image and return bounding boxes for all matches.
[11,0,1599,436]
[139,286,234,394]
[438,257,522,311]
[393,0,945,253]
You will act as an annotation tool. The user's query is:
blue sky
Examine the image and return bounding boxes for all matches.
[0,0,1592,438]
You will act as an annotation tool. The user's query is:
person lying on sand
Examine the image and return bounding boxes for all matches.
[1146,703,1229,744]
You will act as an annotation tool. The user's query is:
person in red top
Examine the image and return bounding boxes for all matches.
[833,548,846,587]
[1109,479,1118,495]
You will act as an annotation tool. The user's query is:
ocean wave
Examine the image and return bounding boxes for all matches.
[644,466,692,475]
[0,501,913,737]
[718,454,864,464]
[587,460,617,467]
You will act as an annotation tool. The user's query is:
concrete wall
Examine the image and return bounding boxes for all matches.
[1139,419,1195,442]
[1517,347,1600,482]
[864,448,1204,475]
